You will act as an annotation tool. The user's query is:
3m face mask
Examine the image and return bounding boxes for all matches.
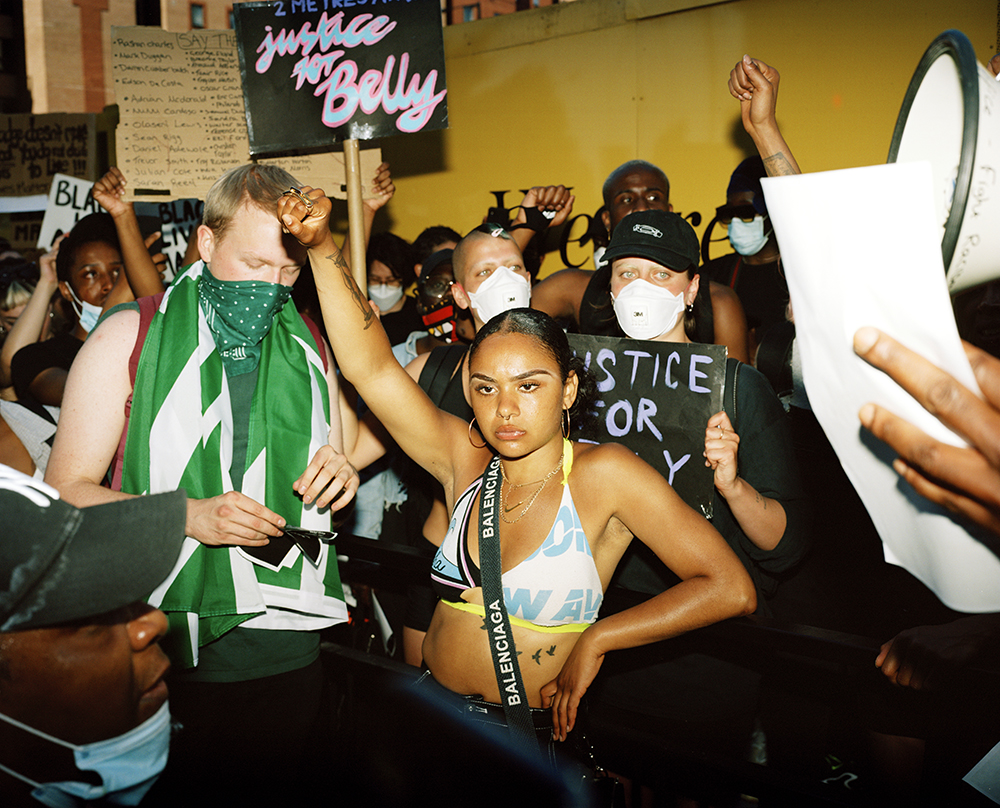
[0,701,171,807]
[465,265,531,324]
[612,279,687,341]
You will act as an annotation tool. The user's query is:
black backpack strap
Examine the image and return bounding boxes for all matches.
[418,344,467,406]
[754,320,796,400]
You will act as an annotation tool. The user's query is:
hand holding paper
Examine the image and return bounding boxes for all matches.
[855,327,1000,537]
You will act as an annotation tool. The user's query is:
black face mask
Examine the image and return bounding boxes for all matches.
[417,265,459,341]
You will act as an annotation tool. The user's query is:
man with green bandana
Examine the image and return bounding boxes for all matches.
[45,164,361,802]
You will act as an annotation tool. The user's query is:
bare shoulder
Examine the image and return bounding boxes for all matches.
[531,269,593,320]
[570,441,662,495]
[79,307,141,365]
[708,280,742,309]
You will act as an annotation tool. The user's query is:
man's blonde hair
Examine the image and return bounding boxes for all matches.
[202,163,300,241]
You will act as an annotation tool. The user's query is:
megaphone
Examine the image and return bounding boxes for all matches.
[888,29,1000,294]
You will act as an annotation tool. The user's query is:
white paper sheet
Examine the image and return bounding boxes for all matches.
[966,740,1000,803]
[762,161,1000,612]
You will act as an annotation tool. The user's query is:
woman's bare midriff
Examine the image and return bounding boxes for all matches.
[422,590,584,708]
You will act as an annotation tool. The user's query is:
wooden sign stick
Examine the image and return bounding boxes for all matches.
[343,138,367,293]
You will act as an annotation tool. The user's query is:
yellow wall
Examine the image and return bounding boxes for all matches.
[371,0,997,272]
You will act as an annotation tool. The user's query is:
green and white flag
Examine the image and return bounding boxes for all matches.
[121,262,347,669]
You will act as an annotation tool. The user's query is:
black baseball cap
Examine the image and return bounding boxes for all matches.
[0,466,187,632]
[602,210,700,272]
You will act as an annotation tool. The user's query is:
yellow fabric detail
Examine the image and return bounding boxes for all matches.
[441,598,590,633]
[562,438,573,486]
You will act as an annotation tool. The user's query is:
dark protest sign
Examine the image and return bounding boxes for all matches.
[135,199,205,281]
[233,0,448,154]
[0,113,95,198]
[568,335,727,517]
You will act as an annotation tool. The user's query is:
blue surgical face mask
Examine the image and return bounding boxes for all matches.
[0,701,172,807]
[66,285,103,334]
[728,215,769,256]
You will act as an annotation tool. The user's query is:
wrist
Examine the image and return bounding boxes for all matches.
[716,474,744,500]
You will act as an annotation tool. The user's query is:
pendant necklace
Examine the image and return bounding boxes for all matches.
[499,450,565,524]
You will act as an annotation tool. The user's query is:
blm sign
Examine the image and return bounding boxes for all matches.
[568,334,727,518]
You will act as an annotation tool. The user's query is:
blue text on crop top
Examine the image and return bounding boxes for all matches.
[431,444,604,628]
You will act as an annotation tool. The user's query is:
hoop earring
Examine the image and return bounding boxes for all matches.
[468,418,487,449]
[562,409,571,439]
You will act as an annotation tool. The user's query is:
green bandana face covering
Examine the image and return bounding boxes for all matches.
[197,265,293,375]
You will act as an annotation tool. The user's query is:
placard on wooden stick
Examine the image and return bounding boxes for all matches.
[111,26,380,202]
[569,335,727,518]
[232,0,448,154]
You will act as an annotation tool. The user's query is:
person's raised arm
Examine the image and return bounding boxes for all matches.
[0,239,60,390]
[729,55,801,177]
[279,185,475,487]
[92,167,166,304]
[508,185,575,255]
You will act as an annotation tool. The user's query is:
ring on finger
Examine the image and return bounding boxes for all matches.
[282,186,314,209]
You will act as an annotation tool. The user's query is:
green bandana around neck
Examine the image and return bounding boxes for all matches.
[198,265,294,375]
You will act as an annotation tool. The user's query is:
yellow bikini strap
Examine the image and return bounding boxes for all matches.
[562,438,573,486]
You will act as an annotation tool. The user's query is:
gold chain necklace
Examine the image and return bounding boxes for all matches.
[499,451,565,524]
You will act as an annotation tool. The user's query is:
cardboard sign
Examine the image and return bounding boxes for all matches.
[233,0,448,154]
[112,26,383,202]
[37,174,103,249]
[0,113,96,199]
[568,335,727,517]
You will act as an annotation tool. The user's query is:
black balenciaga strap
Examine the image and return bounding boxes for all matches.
[477,455,539,755]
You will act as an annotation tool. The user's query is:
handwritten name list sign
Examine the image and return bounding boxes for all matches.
[112,26,381,202]
[113,28,246,200]
[568,335,727,517]
[233,0,447,154]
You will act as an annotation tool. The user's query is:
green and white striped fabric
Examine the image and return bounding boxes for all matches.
[120,262,347,669]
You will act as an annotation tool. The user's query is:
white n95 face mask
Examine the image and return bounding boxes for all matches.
[466,265,531,324]
[612,279,687,341]
[0,701,172,807]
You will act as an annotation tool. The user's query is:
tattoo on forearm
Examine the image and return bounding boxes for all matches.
[329,251,376,330]
[763,153,796,177]
[754,490,768,510]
